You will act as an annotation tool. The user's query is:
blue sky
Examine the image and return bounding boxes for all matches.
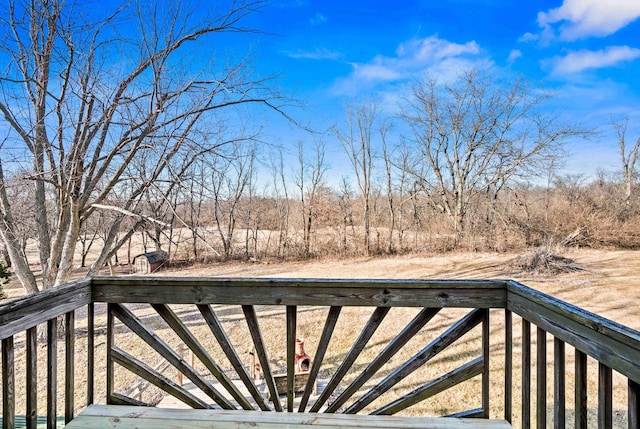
[234,0,640,180]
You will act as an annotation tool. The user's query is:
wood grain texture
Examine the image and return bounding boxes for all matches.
[111,346,210,409]
[111,304,235,409]
[87,303,94,406]
[242,305,282,412]
[521,319,530,429]
[345,309,484,414]
[151,304,254,410]
[630,379,639,429]
[0,279,90,340]
[2,336,14,429]
[504,310,512,424]
[65,311,75,424]
[47,318,57,429]
[536,327,546,429]
[91,277,507,308]
[314,307,391,413]
[575,350,587,429]
[64,404,513,429]
[197,304,271,411]
[298,306,341,412]
[508,281,640,384]
[374,357,484,415]
[26,327,37,429]
[327,308,441,413]
[553,338,565,429]
[598,363,612,429]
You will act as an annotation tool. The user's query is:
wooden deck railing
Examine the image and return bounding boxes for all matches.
[0,277,638,428]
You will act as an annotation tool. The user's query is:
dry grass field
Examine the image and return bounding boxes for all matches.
[1,248,639,428]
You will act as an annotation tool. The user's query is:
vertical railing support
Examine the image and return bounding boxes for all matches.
[26,327,37,429]
[2,336,15,429]
[47,318,58,429]
[630,379,639,429]
[107,304,114,404]
[505,310,512,424]
[522,319,531,429]
[482,309,490,418]
[65,311,75,423]
[554,338,565,429]
[575,350,588,429]
[537,328,547,429]
[87,302,95,406]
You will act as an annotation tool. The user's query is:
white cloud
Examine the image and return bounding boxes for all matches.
[285,47,341,60]
[507,49,522,63]
[310,13,327,26]
[537,0,640,41]
[331,35,489,96]
[548,45,640,74]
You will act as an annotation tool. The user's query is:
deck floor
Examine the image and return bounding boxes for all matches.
[65,405,512,428]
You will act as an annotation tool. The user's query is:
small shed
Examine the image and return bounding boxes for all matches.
[133,250,168,274]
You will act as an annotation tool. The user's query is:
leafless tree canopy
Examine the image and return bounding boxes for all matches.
[0,0,282,292]
[402,70,586,235]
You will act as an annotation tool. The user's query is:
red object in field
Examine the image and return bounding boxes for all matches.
[294,338,311,373]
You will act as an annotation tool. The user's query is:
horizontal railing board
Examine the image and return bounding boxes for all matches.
[91,277,508,308]
[0,279,91,340]
[65,405,513,428]
[507,281,640,384]
[508,281,640,352]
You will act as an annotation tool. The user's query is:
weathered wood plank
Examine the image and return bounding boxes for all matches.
[197,304,270,411]
[575,349,587,429]
[504,310,512,424]
[445,408,484,418]
[107,304,114,404]
[111,346,210,409]
[314,307,391,413]
[111,303,235,409]
[47,318,57,429]
[374,356,484,415]
[345,308,484,414]
[482,309,490,419]
[598,363,612,429]
[536,327,546,429]
[151,304,254,410]
[2,336,14,429]
[87,302,94,406]
[26,326,37,429]
[286,305,296,413]
[65,405,514,429]
[554,338,565,429]
[630,379,639,429]
[508,281,640,384]
[327,308,440,413]
[522,319,530,429]
[109,392,151,407]
[92,277,507,308]
[242,305,282,412]
[0,279,91,340]
[299,306,341,412]
[65,311,75,424]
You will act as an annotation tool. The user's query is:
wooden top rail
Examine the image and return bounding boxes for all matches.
[0,278,91,340]
[91,277,508,308]
[507,280,640,384]
[65,405,513,428]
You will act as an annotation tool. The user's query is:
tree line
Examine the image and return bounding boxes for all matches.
[1,0,639,295]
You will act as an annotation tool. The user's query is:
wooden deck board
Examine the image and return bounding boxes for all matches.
[65,405,512,429]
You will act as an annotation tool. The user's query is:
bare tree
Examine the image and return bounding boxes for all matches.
[335,102,380,256]
[294,139,327,256]
[402,69,585,241]
[0,0,284,292]
[612,116,640,210]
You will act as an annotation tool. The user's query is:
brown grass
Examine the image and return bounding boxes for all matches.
[1,249,639,428]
